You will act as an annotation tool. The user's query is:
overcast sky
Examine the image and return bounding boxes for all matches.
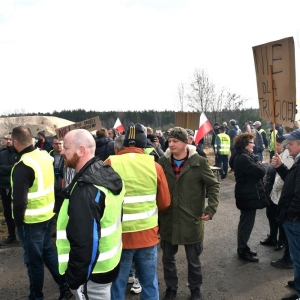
[0,0,299,115]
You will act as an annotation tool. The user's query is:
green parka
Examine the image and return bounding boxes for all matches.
[158,145,220,245]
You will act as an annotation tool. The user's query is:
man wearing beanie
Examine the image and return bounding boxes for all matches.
[35,131,52,152]
[158,127,220,300]
[106,123,171,300]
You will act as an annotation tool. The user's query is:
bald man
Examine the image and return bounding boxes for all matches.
[56,129,125,300]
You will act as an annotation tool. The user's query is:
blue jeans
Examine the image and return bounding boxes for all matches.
[17,217,68,300]
[111,246,159,300]
[283,219,300,297]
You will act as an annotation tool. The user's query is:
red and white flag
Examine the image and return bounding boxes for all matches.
[194,113,213,145]
[113,118,125,133]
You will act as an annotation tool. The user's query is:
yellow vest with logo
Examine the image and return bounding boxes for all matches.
[11,149,55,224]
[56,184,125,274]
[110,153,158,233]
[215,133,230,155]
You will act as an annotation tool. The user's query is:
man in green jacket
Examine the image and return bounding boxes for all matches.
[158,127,220,300]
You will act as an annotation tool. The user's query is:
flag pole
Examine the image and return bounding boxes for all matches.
[269,65,277,157]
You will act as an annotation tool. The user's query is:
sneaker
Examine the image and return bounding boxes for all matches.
[191,287,201,300]
[127,275,135,284]
[130,278,142,294]
[163,288,177,299]
[0,236,16,246]
[271,258,294,269]
[58,288,73,300]
[260,235,277,246]
[274,242,285,251]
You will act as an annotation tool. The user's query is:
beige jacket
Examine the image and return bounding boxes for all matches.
[270,149,294,204]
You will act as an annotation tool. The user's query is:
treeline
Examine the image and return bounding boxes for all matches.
[1,108,265,131]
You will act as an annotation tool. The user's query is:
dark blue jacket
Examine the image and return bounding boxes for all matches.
[95,137,115,161]
[0,147,19,189]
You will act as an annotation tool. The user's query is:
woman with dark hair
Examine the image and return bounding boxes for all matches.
[229,132,267,262]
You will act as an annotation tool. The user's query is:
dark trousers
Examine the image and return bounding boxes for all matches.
[266,201,285,242]
[237,209,256,252]
[216,155,228,176]
[160,239,203,291]
[0,188,16,238]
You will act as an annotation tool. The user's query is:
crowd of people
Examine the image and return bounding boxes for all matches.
[1,117,300,300]
[0,123,220,300]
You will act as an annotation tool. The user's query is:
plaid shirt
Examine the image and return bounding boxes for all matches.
[171,151,189,178]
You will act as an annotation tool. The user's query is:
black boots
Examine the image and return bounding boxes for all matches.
[238,249,259,262]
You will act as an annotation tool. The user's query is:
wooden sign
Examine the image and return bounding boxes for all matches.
[252,37,296,127]
[55,116,102,140]
[175,112,200,130]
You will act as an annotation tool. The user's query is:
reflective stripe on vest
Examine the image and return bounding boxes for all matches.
[215,133,230,155]
[56,184,125,275]
[11,149,55,223]
[110,153,158,233]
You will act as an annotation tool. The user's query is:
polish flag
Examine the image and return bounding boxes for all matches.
[113,118,125,133]
[194,113,213,145]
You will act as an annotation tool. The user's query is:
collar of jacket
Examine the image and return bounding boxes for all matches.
[164,144,197,160]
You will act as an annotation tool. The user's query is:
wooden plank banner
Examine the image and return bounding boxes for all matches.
[175,112,201,130]
[55,116,102,140]
[252,37,296,127]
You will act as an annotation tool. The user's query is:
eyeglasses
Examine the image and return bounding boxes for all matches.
[248,142,254,144]
[53,143,63,145]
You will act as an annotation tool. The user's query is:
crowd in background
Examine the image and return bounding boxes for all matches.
[1,118,300,300]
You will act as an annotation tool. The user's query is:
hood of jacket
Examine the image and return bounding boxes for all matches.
[76,156,123,195]
[164,144,197,160]
[95,136,114,147]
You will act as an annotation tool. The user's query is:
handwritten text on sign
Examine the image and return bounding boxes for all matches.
[55,116,102,140]
[252,37,296,127]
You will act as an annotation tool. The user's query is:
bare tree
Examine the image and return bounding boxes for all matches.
[210,88,226,123]
[186,69,216,112]
[177,83,185,111]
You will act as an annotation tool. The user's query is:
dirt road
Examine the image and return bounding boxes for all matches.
[0,176,295,299]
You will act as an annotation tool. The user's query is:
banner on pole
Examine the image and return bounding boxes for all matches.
[55,116,102,140]
[252,37,296,127]
[175,112,201,130]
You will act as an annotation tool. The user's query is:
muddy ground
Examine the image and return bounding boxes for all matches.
[0,149,296,299]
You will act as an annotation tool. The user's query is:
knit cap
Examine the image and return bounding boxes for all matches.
[123,123,147,148]
[167,127,188,143]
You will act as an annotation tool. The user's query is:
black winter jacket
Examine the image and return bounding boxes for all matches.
[264,165,276,197]
[229,149,267,210]
[60,156,123,289]
[95,137,115,161]
[276,159,300,223]
[0,147,19,189]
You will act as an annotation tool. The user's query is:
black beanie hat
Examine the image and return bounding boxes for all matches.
[123,123,147,148]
